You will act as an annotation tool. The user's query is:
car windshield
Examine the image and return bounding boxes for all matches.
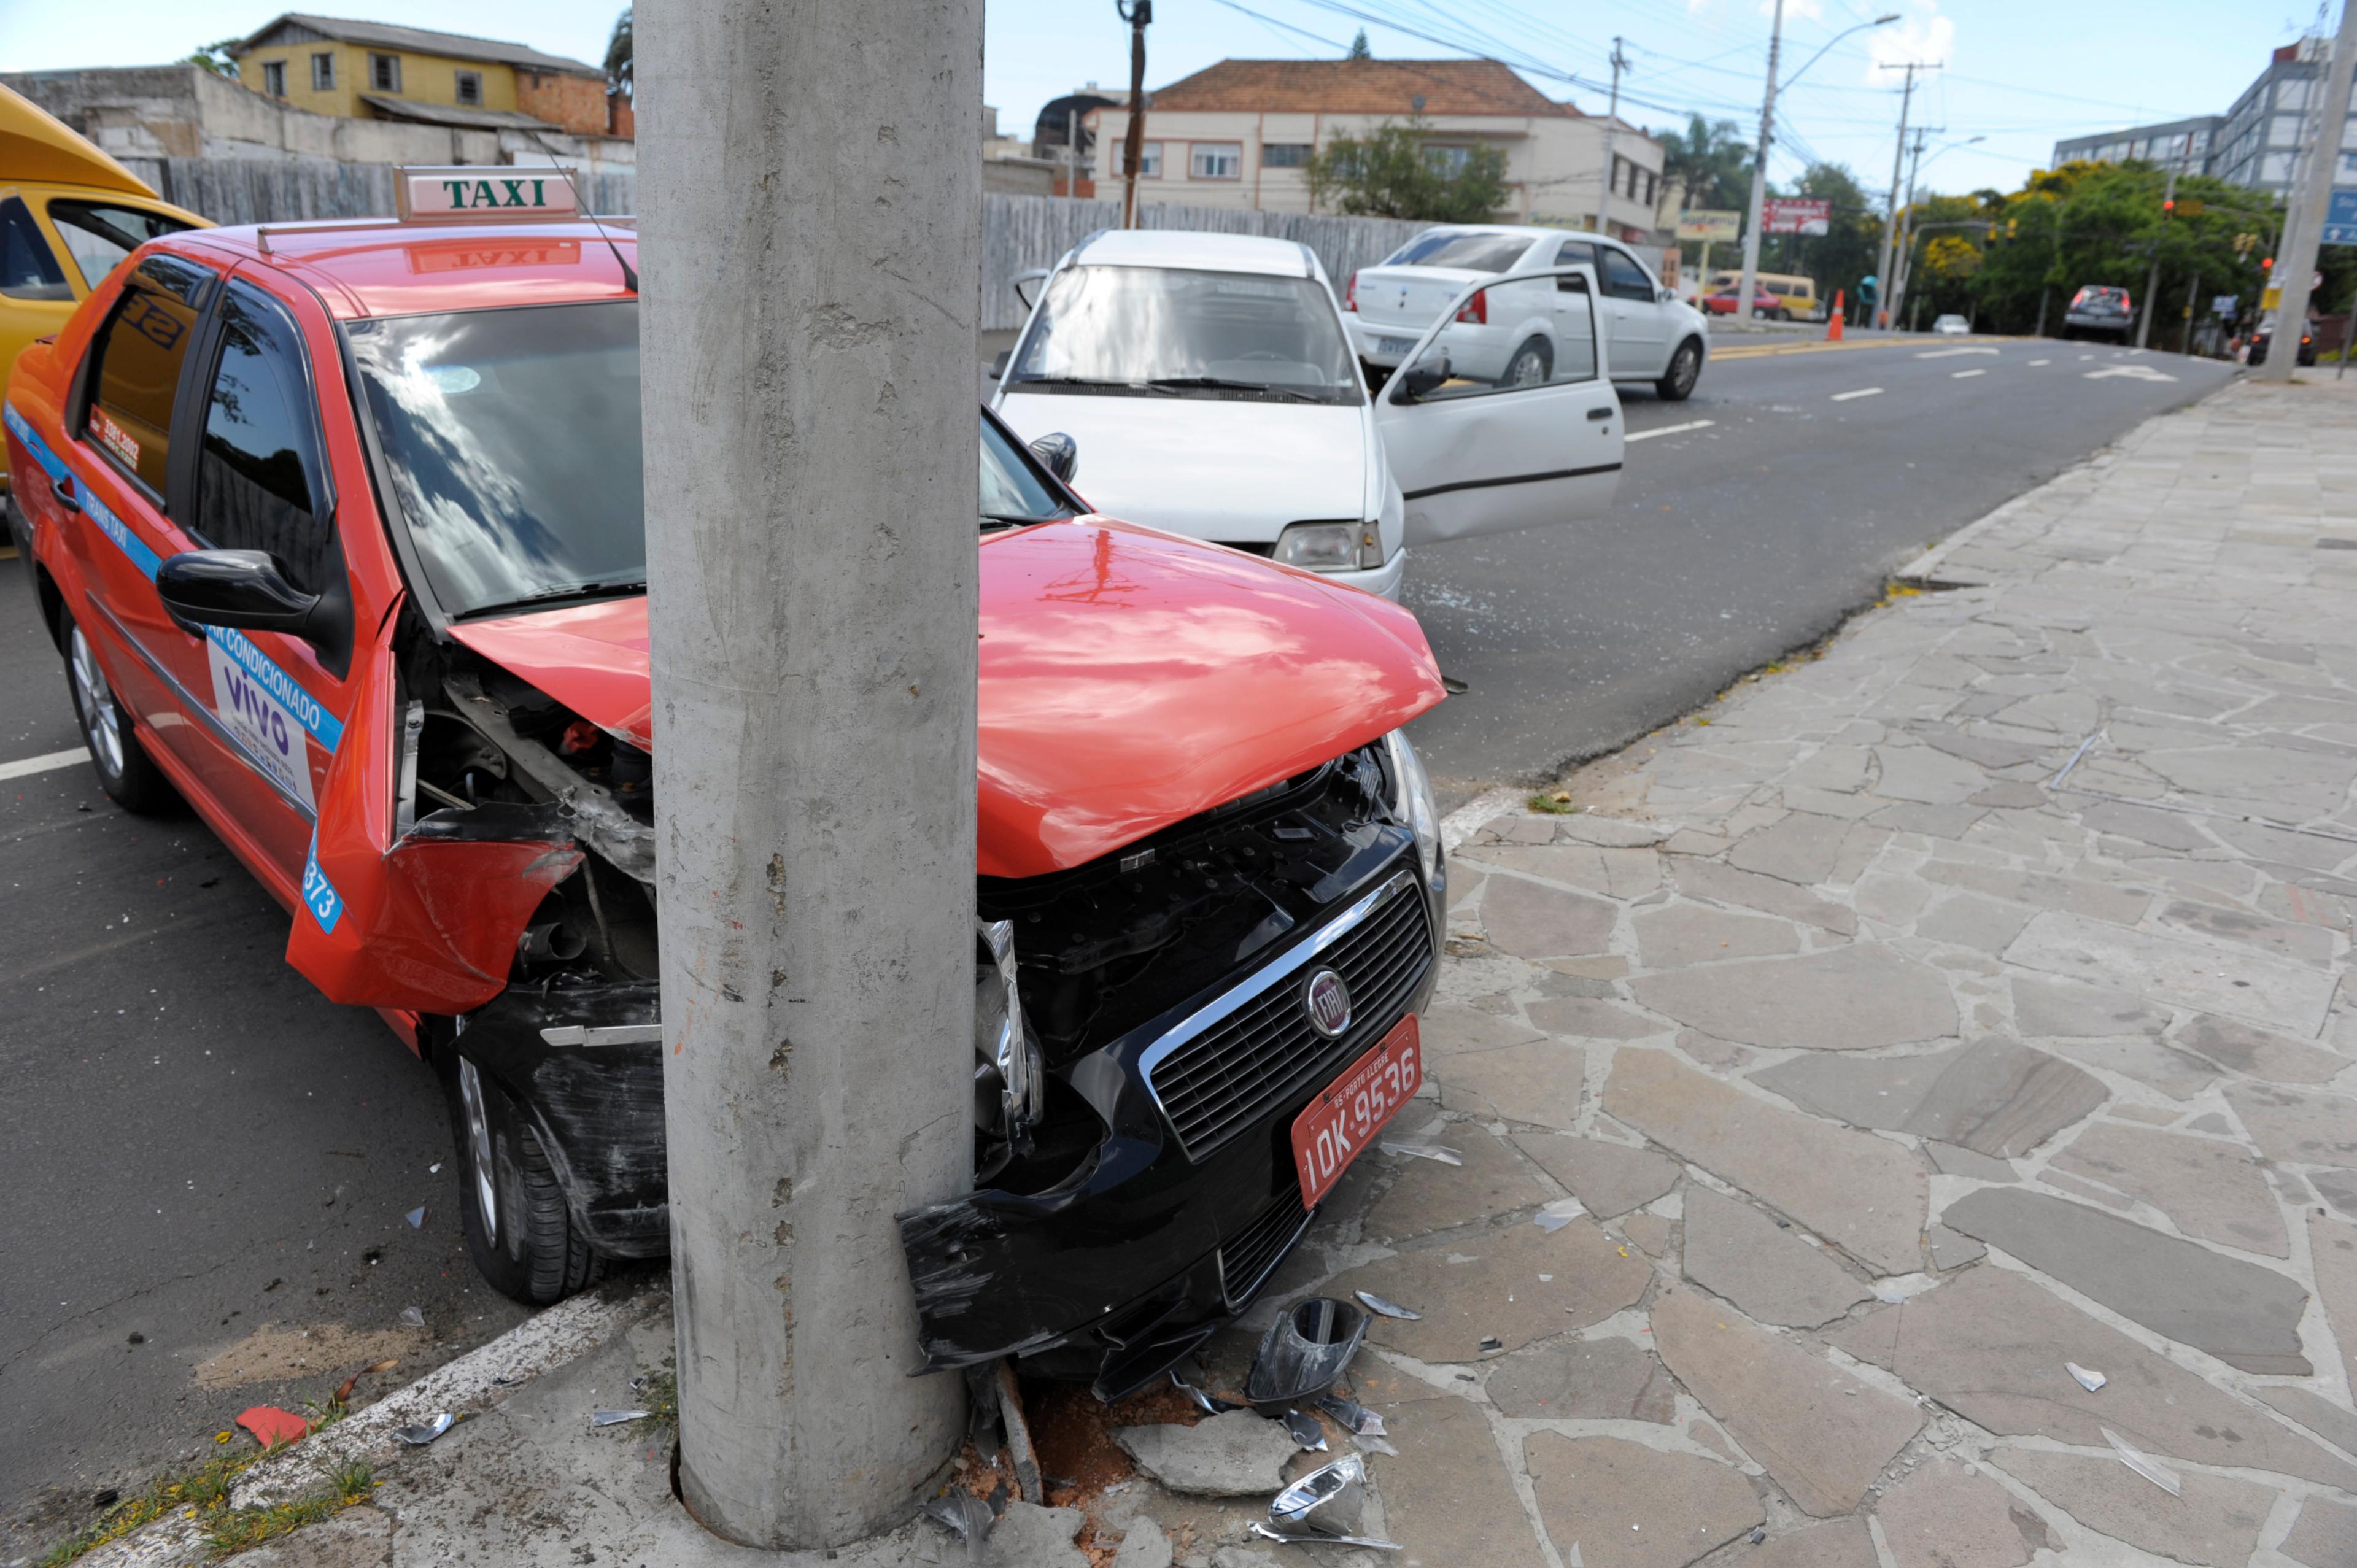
[350,301,1067,619]
[1007,265,1362,404]
[1382,231,1530,272]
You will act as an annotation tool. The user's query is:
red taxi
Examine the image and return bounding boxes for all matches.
[4,172,1449,1400]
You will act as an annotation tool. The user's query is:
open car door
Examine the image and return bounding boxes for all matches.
[1372,266,1625,547]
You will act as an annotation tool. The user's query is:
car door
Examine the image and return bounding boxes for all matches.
[0,194,79,452]
[1374,266,1624,547]
[37,193,198,297]
[1596,244,1668,377]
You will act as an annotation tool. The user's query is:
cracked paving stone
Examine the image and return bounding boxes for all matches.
[1555,814,1674,849]
[1113,1410,1297,1496]
[1526,996,1666,1040]
[2005,911,2339,1037]
[1927,1224,1987,1269]
[1925,1141,2019,1181]
[1728,811,1851,884]
[1364,1124,1550,1244]
[2173,1014,2351,1085]
[2314,1167,2357,1221]
[1487,1335,1676,1421]
[2315,1212,2357,1375]
[1989,1448,2274,1567]
[1703,1518,1878,1568]
[1368,1393,1549,1568]
[988,1502,1094,1567]
[1477,875,1621,959]
[1466,843,1662,900]
[1680,1186,1871,1327]
[1919,862,2152,927]
[1751,1036,2104,1158]
[2010,975,2170,1038]
[1511,1133,1681,1218]
[1622,1212,1673,1256]
[2224,1083,2357,1167]
[1325,1219,1649,1364]
[1606,1049,1925,1274]
[1835,1264,2356,1487]
[1670,857,1858,935]
[2074,798,2216,851]
[1423,1004,1548,1060]
[1873,801,1992,839]
[1434,1038,1585,1130]
[2161,898,2338,966]
[2047,1037,2219,1100]
[2047,1121,2289,1256]
[1649,1287,1922,1517]
[1630,946,1958,1052]
[1524,1432,1761,1567]
[2142,744,2357,819]
[1941,1188,2312,1372]
[2255,1385,2357,1461]
[2282,1494,2357,1568]
[1872,744,1991,804]
[1873,1458,2057,1568]
[1914,892,2037,950]
[1631,903,1800,969]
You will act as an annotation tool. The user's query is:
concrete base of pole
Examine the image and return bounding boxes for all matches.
[637,0,978,1547]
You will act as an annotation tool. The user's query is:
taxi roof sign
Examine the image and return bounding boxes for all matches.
[395,166,581,223]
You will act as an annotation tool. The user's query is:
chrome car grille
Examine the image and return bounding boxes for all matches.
[1144,867,1433,1161]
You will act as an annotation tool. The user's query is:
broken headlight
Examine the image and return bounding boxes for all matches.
[1382,728,1444,902]
[974,918,1047,1171]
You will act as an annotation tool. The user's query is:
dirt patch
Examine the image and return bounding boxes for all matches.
[192,1323,422,1389]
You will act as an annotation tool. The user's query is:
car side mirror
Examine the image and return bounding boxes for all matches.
[1028,431,1078,484]
[157,549,322,639]
[1659,285,1676,303]
[1012,268,1050,310]
[1395,352,1452,403]
[989,349,1010,380]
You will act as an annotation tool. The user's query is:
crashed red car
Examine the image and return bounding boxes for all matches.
[4,188,1448,1399]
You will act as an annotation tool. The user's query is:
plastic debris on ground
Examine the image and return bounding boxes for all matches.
[398,1306,426,1329]
[405,1206,427,1228]
[1262,1453,1401,1550]
[1251,1521,1404,1551]
[1478,1336,1504,1354]
[1355,1289,1422,1321]
[234,1406,309,1450]
[2101,1427,2181,1496]
[1315,1394,1386,1437]
[1247,1298,1368,1413]
[591,1409,652,1426]
[2067,1362,2107,1392]
[1170,1370,1243,1415]
[333,1358,400,1405]
[1568,1543,1585,1566]
[1282,1408,1328,1451]
[393,1413,459,1446]
[1379,1140,1463,1166]
[1533,1197,1587,1233]
[923,1492,993,1562]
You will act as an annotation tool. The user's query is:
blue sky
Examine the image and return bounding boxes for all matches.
[1,1,2322,202]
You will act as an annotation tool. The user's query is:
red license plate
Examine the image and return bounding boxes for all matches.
[1289,1015,1421,1210]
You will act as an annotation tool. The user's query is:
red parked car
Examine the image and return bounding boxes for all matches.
[4,173,1449,1400]
[1699,287,1786,319]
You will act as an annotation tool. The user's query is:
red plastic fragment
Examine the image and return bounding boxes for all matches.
[234,1405,310,1450]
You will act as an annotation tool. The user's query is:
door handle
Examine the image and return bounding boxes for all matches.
[51,476,80,513]
[1587,407,1614,422]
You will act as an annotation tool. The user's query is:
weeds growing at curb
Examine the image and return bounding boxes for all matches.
[38,1451,261,1566]
[201,1462,375,1559]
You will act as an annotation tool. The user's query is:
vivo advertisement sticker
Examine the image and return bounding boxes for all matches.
[208,636,316,810]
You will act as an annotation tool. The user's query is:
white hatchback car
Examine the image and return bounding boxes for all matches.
[1932,314,1970,336]
[991,230,1627,600]
[1347,225,1712,402]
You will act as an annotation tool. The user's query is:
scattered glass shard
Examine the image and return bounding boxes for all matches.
[1533,1197,1586,1233]
[398,1306,425,1329]
[1315,1394,1385,1436]
[1283,1408,1327,1451]
[1355,1290,1422,1321]
[2102,1427,2181,1496]
[591,1409,651,1426]
[2067,1362,2107,1392]
[924,1492,993,1562]
[405,1207,427,1228]
[392,1413,457,1446]
[1250,1521,1403,1551]
[1379,1140,1463,1166]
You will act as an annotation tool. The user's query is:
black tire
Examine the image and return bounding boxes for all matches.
[1774,307,1792,322]
[1504,338,1552,386]
[60,608,178,814]
[441,1044,603,1305]
[1655,338,1702,402]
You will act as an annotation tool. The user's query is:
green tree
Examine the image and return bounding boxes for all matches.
[185,37,241,77]
[1651,114,1749,212]
[605,7,633,99]
[1782,161,1882,315]
[1348,28,1372,60]
[1306,115,1510,222]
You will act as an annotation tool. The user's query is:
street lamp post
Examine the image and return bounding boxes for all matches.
[1736,10,1898,326]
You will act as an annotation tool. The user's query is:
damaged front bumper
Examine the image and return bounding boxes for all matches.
[898,860,1439,1402]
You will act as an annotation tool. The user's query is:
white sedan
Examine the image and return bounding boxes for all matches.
[989,230,1627,600]
[1932,314,1970,336]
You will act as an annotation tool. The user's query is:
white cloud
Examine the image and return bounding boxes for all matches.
[1864,2,1956,82]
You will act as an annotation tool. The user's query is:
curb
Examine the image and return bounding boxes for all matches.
[80,1284,661,1568]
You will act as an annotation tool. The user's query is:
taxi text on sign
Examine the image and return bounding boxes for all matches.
[395,166,581,222]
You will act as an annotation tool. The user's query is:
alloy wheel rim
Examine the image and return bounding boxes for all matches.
[1509,352,1546,386]
[69,628,125,776]
[1674,347,1698,394]
[457,1057,499,1247]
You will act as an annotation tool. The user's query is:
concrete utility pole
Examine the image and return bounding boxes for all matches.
[1887,127,1930,328]
[1873,63,1930,328]
[637,0,978,1547]
[2137,131,2194,349]
[2261,1,2357,382]
[1118,0,1151,228]
[1736,0,1784,326]
[1596,36,1628,238]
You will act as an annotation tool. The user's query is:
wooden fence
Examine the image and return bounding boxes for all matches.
[126,162,1425,328]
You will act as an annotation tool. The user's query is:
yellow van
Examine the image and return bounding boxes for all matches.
[0,84,207,492]
[1706,270,1821,322]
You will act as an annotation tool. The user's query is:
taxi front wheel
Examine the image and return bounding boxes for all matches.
[61,612,177,814]
[441,1048,604,1305]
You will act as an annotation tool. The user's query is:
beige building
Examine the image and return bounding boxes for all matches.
[1087,58,1663,240]
[230,14,617,139]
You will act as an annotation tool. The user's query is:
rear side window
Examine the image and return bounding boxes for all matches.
[82,256,214,496]
[47,201,196,292]
[194,284,335,593]
[0,198,69,301]
[1383,231,1531,273]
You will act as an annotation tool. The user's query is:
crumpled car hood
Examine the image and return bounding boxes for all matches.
[450,519,1444,878]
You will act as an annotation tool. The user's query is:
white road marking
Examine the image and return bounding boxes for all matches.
[1915,346,1999,358]
[0,748,86,782]
[2079,353,2094,360]
[1625,419,1716,442]
[2085,364,2178,382]
[1831,387,1883,401]
[1951,368,1987,379]
[2028,358,2051,366]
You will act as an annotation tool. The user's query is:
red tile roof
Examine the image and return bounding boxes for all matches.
[1147,58,1578,118]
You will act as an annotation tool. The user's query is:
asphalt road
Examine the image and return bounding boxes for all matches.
[0,563,536,1551]
[1399,333,2237,800]
[0,332,2231,1548]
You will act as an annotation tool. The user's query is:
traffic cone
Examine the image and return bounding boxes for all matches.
[1825,290,1845,341]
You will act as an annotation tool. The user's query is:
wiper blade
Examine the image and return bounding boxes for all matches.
[1006,375,1134,388]
[1144,376,1320,402]
[979,511,1062,528]
[471,578,646,613]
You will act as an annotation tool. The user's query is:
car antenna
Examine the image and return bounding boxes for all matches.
[522,128,637,294]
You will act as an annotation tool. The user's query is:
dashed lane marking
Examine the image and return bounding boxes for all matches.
[1625,419,1716,442]
[1951,368,1987,379]
[2029,358,2051,366]
[1831,387,1884,401]
[1916,346,2000,358]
